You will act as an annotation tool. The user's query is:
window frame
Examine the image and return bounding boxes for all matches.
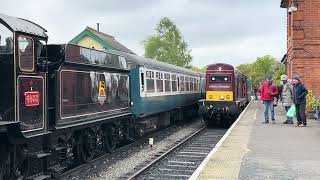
[18,35,35,72]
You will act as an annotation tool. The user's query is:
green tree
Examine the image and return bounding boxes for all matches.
[143,17,192,68]
[190,65,207,74]
[237,55,282,86]
[274,63,285,84]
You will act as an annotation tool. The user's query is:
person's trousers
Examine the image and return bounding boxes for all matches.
[264,100,275,121]
[284,106,293,122]
[295,104,307,125]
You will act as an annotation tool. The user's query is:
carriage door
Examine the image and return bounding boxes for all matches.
[16,35,45,132]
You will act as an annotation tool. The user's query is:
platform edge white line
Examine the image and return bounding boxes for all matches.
[188,98,254,180]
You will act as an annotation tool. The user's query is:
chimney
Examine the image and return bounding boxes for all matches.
[97,23,100,32]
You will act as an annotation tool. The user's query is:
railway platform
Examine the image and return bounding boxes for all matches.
[190,100,320,180]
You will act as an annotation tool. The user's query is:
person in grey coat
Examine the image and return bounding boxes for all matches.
[281,75,294,124]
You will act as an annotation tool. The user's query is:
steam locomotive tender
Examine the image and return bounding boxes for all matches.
[198,63,250,126]
[0,14,203,179]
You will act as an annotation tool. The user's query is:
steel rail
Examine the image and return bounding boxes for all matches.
[57,124,179,179]
[126,126,207,180]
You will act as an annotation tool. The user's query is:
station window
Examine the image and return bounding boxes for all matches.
[156,72,163,92]
[171,74,178,92]
[185,77,190,91]
[18,36,34,72]
[146,70,155,93]
[164,73,171,92]
[180,76,185,91]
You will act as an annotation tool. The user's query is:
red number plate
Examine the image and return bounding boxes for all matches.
[25,91,40,107]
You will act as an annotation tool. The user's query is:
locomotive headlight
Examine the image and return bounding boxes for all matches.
[224,77,228,81]
[211,77,215,81]
[220,96,225,100]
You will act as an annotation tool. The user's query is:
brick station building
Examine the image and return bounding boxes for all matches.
[280,0,320,95]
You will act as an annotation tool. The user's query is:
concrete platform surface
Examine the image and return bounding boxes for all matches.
[191,100,320,180]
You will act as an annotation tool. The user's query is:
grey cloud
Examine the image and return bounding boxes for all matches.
[1,0,286,68]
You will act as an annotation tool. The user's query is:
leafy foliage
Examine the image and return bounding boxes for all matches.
[143,17,192,68]
[237,55,284,86]
[306,90,319,111]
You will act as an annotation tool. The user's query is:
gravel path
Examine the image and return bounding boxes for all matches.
[70,120,205,180]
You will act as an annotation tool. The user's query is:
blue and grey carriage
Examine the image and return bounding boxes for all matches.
[110,51,205,136]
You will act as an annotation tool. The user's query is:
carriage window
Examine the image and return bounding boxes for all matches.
[190,77,194,91]
[180,76,185,91]
[171,74,177,92]
[80,47,91,63]
[185,77,190,91]
[146,70,155,93]
[119,56,128,69]
[195,79,199,91]
[164,73,171,92]
[140,72,145,92]
[18,36,34,72]
[156,72,163,92]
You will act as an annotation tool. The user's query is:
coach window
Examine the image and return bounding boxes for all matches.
[185,77,190,91]
[146,70,155,93]
[80,47,91,63]
[156,72,163,92]
[195,79,199,91]
[164,73,171,92]
[180,76,185,91]
[119,56,128,69]
[171,74,178,92]
[18,36,34,72]
[190,77,194,91]
[140,71,145,92]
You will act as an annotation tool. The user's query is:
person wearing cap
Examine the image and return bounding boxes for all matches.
[261,75,278,123]
[292,75,308,127]
[281,75,294,124]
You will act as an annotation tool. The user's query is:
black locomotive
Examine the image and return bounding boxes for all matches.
[0,14,203,179]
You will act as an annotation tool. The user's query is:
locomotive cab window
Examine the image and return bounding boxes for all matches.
[18,36,34,72]
[210,75,230,83]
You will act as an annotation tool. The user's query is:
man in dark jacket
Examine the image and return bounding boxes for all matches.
[292,75,308,127]
[261,76,278,124]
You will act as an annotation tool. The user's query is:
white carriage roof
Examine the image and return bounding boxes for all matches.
[107,49,201,76]
[0,13,48,39]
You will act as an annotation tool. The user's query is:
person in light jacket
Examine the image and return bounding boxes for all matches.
[281,75,294,124]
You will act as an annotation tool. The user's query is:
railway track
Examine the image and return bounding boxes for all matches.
[56,123,188,179]
[123,127,227,180]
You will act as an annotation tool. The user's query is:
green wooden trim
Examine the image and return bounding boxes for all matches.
[69,29,114,49]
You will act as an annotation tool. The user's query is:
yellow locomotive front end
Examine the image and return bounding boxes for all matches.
[206,91,234,101]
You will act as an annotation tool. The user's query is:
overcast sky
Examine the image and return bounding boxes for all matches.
[1,0,287,68]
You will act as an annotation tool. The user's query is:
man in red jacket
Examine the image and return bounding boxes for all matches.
[261,76,278,123]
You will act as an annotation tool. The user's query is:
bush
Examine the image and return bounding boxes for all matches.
[306,90,319,112]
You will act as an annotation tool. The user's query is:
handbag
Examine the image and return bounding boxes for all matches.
[287,104,296,118]
[273,98,278,106]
